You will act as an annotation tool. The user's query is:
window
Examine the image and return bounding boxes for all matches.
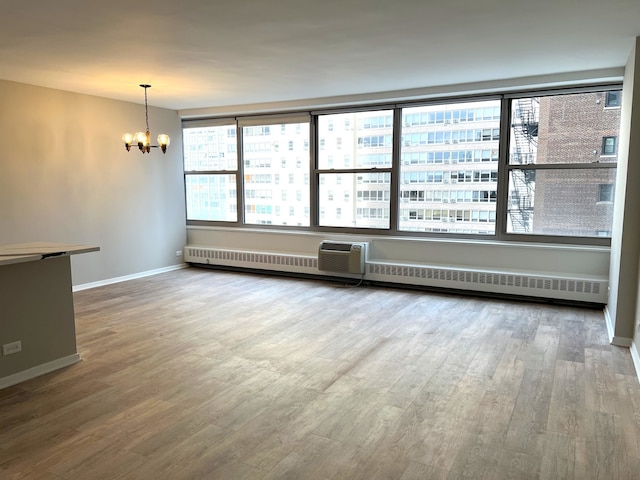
[242,117,310,226]
[183,86,620,243]
[605,91,621,108]
[399,100,501,234]
[602,136,617,156]
[599,184,614,203]
[318,109,393,229]
[183,124,238,221]
[506,92,620,237]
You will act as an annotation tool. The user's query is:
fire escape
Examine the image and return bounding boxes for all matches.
[508,98,539,233]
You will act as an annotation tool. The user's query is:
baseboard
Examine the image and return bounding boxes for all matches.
[0,354,81,390]
[631,343,640,383]
[73,263,187,292]
[603,305,634,347]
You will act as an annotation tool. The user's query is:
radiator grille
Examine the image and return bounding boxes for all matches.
[367,263,601,295]
[186,247,317,269]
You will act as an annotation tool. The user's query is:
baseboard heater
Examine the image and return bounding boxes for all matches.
[184,245,607,304]
[185,246,318,274]
[366,262,607,304]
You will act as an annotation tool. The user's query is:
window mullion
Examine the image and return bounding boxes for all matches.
[236,123,244,224]
[495,97,512,240]
[390,107,402,233]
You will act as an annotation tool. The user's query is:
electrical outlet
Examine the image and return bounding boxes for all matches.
[2,341,22,356]
[176,250,183,257]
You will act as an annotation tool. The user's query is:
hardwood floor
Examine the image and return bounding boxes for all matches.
[1,267,639,479]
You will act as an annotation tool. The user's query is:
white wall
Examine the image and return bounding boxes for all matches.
[187,226,610,281]
[0,80,186,285]
[608,38,640,346]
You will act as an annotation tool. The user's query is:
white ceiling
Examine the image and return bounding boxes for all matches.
[1,0,639,111]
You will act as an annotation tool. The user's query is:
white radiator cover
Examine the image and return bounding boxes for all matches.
[184,246,608,304]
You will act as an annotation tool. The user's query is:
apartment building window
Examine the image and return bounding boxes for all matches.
[598,184,614,203]
[602,136,617,156]
[605,91,621,108]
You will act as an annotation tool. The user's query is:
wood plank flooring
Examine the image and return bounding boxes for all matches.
[1,267,640,479]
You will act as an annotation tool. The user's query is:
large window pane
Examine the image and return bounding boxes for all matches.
[507,168,616,236]
[318,173,390,228]
[507,91,620,238]
[510,92,621,166]
[242,121,310,226]
[399,100,500,234]
[317,110,393,229]
[183,125,237,171]
[183,124,238,221]
[317,110,393,169]
[185,174,237,221]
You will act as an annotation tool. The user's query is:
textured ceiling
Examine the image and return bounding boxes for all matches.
[0,0,638,110]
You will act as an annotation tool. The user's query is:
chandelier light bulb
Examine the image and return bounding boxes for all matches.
[134,131,147,145]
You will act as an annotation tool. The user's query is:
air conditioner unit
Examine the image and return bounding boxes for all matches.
[318,241,367,274]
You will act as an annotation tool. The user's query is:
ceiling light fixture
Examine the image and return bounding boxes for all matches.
[122,84,170,154]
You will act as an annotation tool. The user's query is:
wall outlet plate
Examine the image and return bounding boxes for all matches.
[2,341,22,355]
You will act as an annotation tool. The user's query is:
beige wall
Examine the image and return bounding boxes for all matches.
[0,80,186,285]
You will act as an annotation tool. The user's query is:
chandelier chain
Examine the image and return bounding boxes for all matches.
[144,86,150,132]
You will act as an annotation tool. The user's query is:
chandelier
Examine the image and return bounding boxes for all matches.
[122,84,170,154]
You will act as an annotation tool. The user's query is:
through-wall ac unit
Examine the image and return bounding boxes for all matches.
[318,241,367,274]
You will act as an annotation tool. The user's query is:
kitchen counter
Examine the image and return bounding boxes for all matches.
[0,242,99,388]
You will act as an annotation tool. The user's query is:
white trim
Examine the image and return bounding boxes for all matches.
[604,305,634,347]
[631,342,640,383]
[0,354,81,390]
[73,263,187,292]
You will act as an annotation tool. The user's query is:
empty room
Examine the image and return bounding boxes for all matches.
[1,1,640,479]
